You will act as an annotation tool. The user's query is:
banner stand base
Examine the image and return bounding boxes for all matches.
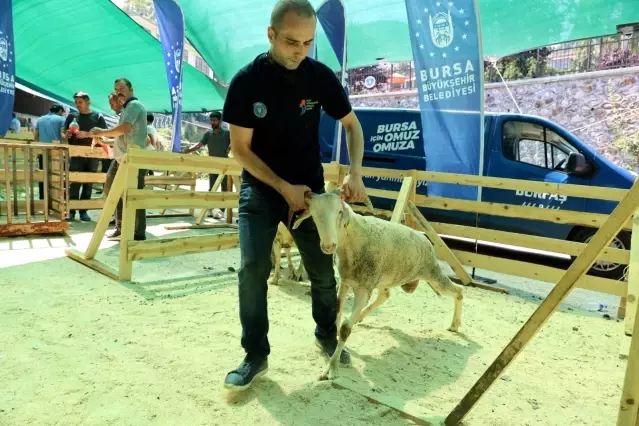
[472,267,497,285]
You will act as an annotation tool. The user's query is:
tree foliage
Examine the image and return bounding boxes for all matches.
[123,0,154,19]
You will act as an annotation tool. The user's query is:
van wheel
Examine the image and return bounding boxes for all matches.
[570,228,630,280]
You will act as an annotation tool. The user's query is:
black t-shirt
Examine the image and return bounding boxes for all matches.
[222,52,352,192]
[64,112,107,146]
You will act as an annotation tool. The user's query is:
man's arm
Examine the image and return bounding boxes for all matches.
[91,122,132,138]
[339,110,364,176]
[183,141,203,153]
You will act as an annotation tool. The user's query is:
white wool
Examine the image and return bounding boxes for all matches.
[294,190,464,381]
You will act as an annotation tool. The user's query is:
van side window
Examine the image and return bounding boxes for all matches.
[502,121,576,172]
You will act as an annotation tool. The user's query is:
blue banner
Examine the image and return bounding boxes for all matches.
[316,0,350,164]
[153,0,185,153]
[404,0,484,201]
[0,0,16,136]
[317,0,346,68]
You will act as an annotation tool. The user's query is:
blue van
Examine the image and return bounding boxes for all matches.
[319,107,636,280]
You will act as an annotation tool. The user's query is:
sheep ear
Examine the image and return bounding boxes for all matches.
[292,210,312,229]
[342,201,351,223]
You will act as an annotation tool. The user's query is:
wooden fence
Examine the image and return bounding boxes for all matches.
[62,148,639,425]
[0,141,70,236]
[0,138,199,224]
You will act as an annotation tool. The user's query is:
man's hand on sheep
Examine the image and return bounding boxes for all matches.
[341,173,367,204]
[280,182,312,212]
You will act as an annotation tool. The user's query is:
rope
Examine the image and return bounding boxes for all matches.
[489,59,522,114]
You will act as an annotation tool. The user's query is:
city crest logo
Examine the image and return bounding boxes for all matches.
[429,9,454,48]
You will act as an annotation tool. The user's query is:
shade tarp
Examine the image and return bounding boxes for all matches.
[181,0,639,84]
[13,0,226,114]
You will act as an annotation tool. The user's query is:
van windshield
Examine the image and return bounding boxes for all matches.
[502,120,577,172]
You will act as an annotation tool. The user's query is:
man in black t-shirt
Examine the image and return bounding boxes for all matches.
[63,91,107,221]
[221,0,367,391]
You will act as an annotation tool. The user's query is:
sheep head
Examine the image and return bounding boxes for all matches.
[292,188,350,255]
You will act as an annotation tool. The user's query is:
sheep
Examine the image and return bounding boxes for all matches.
[292,188,464,381]
[269,222,306,285]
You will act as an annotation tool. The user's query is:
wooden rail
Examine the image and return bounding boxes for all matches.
[0,139,198,218]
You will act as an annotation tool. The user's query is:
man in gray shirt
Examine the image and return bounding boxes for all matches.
[183,111,231,219]
[184,111,231,190]
[90,78,148,241]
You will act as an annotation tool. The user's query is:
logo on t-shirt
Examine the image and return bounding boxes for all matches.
[253,102,267,118]
[299,99,318,116]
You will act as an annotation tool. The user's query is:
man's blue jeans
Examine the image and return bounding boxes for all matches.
[237,180,337,358]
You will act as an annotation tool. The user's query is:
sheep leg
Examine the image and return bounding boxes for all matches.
[285,246,297,279]
[269,238,283,285]
[424,268,463,332]
[320,287,370,381]
[357,288,390,324]
[294,260,306,282]
[335,281,349,331]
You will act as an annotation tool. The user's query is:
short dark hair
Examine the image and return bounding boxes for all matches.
[147,113,154,124]
[270,0,316,30]
[114,77,132,88]
[73,91,90,100]
[49,104,64,113]
[12,113,16,118]
[210,111,222,121]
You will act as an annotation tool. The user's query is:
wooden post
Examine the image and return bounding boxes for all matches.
[406,170,418,227]
[11,147,17,214]
[407,201,473,286]
[444,178,639,426]
[84,161,128,259]
[3,145,12,224]
[24,146,32,222]
[118,162,139,281]
[188,172,196,216]
[195,173,226,225]
[43,149,49,222]
[391,177,414,223]
[625,210,639,336]
[618,289,639,426]
[619,297,627,320]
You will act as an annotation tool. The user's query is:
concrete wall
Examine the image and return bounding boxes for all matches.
[349,67,639,171]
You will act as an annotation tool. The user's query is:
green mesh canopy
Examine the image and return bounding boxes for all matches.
[13,0,226,114]
[12,0,639,114]
[181,0,639,84]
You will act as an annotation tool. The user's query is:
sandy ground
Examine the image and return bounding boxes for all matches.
[0,203,630,426]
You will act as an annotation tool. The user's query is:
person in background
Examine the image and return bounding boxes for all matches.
[145,113,159,176]
[95,93,122,196]
[26,118,35,132]
[33,104,66,199]
[64,91,107,222]
[146,113,159,151]
[90,78,148,241]
[9,113,21,133]
[221,0,367,391]
[182,111,231,219]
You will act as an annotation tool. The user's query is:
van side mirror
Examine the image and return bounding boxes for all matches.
[566,152,589,175]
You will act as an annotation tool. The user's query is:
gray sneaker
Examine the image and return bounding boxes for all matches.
[223,355,268,391]
[316,338,351,366]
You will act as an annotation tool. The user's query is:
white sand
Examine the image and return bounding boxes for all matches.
[0,210,629,426]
